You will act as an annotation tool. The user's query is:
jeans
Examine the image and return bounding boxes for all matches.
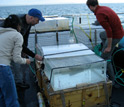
[0,66,19,107]
[11,61,28,84]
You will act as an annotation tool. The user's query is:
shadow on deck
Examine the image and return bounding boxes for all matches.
[17,62,39,107]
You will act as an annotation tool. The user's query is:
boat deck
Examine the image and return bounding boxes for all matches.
[17,62,39,107]
[111,86,124,106]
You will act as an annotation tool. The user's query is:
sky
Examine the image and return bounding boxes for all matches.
[0,0,124,6]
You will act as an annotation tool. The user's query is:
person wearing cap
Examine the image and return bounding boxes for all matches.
[86,0,124,84]
[10,8,45,89]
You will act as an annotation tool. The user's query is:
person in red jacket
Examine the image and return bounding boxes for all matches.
[86,0,124,83]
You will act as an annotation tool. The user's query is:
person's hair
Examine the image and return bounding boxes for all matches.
[86,0,99,7]
[3,14,21,31]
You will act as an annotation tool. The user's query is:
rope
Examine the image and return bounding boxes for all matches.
[112,48,124,86]
[115,69,124,86]
[93,44,124,86]
[75,14,94,48]
[112,48,124,73]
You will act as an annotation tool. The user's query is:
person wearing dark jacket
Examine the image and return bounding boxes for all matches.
[19,8,45,59]
[0,8,45,89]
[14,8,45,89]
[86,0,124,83]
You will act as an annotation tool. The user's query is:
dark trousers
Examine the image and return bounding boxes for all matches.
[100,31,121,81]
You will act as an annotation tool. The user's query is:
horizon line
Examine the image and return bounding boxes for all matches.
[0,2,124,7]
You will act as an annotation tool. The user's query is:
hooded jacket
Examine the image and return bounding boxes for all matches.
[0,27,26,65]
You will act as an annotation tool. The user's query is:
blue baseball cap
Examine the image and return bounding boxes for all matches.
[28,8,45,22]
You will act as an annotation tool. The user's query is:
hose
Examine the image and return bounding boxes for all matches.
[70,17,78,43]
[29,64,36,75]
[112,48,124,86]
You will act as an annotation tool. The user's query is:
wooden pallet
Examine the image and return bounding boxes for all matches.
[38,72,112,107]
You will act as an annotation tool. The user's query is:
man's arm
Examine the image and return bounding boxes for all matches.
[100,21,113,53]
[22,44,35,58]
[96,14,113,53]
[104,38,112,53]
[22,44,42,61]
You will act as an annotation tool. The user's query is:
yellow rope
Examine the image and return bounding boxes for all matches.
[75,14,94,48]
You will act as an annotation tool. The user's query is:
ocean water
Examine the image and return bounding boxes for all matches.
[1,3,124,53]
[0,3,124,18]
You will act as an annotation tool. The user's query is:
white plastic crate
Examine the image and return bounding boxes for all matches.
[30,17,69,33]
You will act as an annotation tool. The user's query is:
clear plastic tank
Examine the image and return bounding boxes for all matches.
[41,43,107,91]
